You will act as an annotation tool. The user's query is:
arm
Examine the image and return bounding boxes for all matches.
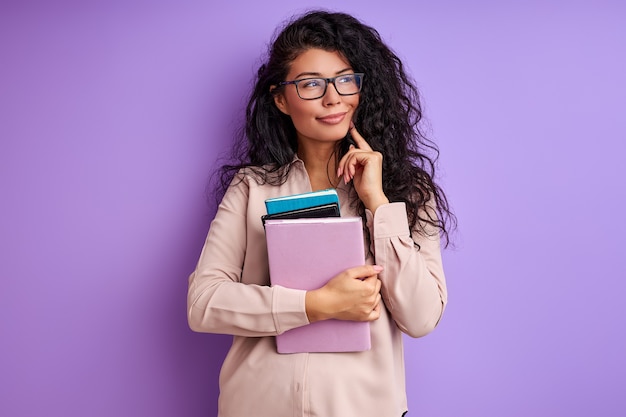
[337,124,447,337]
[187,174,310,337]
[366,202,447,337]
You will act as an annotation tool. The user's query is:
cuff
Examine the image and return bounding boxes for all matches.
[365,202,410,239]
[271,285,309,334]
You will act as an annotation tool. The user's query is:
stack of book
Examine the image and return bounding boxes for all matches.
[263,189,371,354]
[261,188,340,225]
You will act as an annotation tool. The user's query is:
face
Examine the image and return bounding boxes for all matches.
[273,49,360,146]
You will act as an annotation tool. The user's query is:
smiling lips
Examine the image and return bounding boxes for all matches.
[317,112,347,125]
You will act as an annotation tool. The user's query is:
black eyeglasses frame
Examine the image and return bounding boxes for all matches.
[278,73,364,100]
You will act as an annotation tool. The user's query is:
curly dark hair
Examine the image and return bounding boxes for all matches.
[216,10,455,245]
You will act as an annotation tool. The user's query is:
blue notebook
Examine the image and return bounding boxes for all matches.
[265,189,340,215]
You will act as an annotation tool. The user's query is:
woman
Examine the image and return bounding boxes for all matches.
[188,10,454,417]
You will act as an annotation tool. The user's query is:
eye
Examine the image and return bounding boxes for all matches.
[337,75,356,84]
[300,79,323,89]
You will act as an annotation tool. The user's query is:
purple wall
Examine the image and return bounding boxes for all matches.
[1,1,624,416]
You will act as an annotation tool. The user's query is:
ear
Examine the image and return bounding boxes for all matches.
[271,86,290,115]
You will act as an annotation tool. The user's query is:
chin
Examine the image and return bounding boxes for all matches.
[322,133,348,142]
[297,124,350,143]
[325,126,350,141]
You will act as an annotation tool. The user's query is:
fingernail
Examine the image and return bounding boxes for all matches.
[350,121,355,129]
[372,265,383,272]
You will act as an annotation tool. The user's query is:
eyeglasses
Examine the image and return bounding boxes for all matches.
[279,73,364,100]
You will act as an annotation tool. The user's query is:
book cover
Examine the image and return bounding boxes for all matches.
[264,217,371,354]
[265,188,340,215]
[261,202,340,226]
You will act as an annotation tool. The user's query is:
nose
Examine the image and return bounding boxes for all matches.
[322,81,341,106]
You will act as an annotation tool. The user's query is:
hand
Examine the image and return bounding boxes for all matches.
[305,265,383,322]
[337,123,390,212]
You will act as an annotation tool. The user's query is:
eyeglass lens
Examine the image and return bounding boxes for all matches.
[297,74,361,99]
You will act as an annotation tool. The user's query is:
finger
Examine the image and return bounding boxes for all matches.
[344,153,357,184]
[336,144,356,178]
[338,151,355,183]
[372,293,382,310]
[349,122,373,151]
[341,150,366,184]
[369,299,382,320]
[347,264,383,280]
[360,275,379,288]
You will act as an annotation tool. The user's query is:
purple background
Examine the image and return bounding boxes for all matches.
[1,1,624,416]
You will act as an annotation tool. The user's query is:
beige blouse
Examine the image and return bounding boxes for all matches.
[187,157,447,417]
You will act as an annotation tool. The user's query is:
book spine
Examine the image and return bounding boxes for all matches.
[266,195,338,215]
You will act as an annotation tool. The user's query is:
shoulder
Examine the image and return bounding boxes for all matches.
[233,158,305,187]
[224,159,307,199]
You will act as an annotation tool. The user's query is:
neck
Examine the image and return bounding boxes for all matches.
[297,141,340,191]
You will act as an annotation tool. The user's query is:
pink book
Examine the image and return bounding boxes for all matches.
[264,217,371,354]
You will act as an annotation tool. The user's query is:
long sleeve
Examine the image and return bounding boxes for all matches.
[187,160,447,417]
[187,174,310,337]
[366,202,447,338]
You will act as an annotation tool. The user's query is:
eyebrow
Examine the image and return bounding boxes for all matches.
[293,67,353,79]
